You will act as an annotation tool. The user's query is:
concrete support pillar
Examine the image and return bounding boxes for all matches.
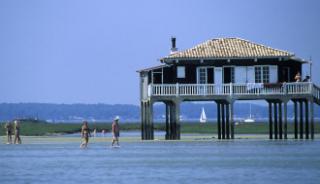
[165,103,170,140]
[294,101,298,139]
[150,101,154,140]
[217,103,221,139]
[305,100,309,139]
[226,104,230,139]
[299,100,303,139]
[141,101,145,140]
[221,103,225,139]
[274,102,278,139]
[268,102,273,139]
[174,101,181,140]
[145,101,150,140]
[311,101,314,139]
[284,102,288,139]
[279,102,283,139]
[230,102,234,139]
[169,102,175,140]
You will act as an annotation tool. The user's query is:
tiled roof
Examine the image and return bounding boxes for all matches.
[161,38,294,61]
[137,65,168,72]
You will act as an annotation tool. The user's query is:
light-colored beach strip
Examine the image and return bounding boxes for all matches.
[1,133,319,144]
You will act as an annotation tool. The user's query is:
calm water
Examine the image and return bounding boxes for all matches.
[1,140,320,184]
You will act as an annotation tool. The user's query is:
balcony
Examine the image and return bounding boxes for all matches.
[148,82,320,102]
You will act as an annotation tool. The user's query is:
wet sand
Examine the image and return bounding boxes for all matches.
[2,133,319,144]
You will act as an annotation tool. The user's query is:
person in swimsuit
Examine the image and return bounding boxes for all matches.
[5,121,13,144]
[111,116,120,146]
[80,121,91,148]
[14,120,22,144]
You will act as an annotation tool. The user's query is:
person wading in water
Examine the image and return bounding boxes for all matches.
[111,116,120,147]
[80,121,91,148]
[5,121,13,144]
[14,120,22,144]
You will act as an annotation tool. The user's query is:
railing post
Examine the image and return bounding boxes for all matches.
[148,84,152,97]
[230,83,233,96]
[283,82,287,95]
[309,82,313,94]
[176,83,179,96]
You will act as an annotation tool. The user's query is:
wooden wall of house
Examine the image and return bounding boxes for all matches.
[147,58,302,84]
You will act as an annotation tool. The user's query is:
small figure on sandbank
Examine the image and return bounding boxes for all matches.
[80,121,91,149]
[111,116,120,147]
[14,120,22,144]
[4,121,13,144]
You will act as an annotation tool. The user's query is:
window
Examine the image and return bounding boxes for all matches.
[255,67,262,83]
[230,67,235,83]
[177,66,185,78]
[197,67,207,84]
[255,66,269,83]
[262,66,269,83]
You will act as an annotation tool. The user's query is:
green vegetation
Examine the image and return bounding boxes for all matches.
[1,120,319,136]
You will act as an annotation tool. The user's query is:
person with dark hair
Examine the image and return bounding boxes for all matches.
[80,121,91,148]
[303,75,310,82]
[4,121,13,144]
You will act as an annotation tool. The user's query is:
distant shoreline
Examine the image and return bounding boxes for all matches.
[1,121,320,137]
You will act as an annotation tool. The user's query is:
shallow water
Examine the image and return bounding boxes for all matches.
[1,139,320,184]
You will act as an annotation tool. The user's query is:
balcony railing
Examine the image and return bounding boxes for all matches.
[148,82,320,100]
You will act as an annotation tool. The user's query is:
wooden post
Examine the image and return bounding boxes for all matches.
[217,103,221,139]
[299,100,303,139]
[305,100,309,139]
[294,101,298,139]
[226,103,230,139]
[274,102,278,139]
[284,102,288,139]
[221,103,225,139]
[279,102,283,139]
[269,102,273,139]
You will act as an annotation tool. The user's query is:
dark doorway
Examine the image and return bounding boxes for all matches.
[153,73,162,84]
[223,67,234,83]
[281,67,290,82]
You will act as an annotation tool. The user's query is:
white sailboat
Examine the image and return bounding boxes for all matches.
[200,107,207,123]
[244,104,255,123]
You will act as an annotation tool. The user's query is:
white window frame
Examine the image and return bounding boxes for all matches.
[177,66,185,78]
[197,67,208,84]
[254,65,270,83]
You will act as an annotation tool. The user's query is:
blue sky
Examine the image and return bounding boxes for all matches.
[0,0,319,105]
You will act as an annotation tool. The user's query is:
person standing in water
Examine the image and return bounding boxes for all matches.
[5,121,13,144]
[14,120,22,144]
[111,116,120,147]
[80,121,91,148]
